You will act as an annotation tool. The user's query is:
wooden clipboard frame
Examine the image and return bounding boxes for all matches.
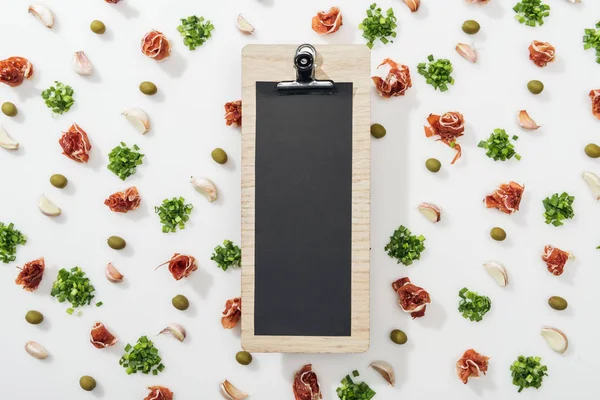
[241,44,370,353]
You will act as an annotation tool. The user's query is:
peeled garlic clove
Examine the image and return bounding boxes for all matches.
[0,126,19,150]
[237,14,255,34]
[191,176,218,202]
[25,341,49,359]
[483,261,508,287]
[221,380,248,400]
[28,4,54,28]
[158,323,186,342]
[402,0,420,12]
[456,43,477,63]
[582,172,600,200]
[39,195,61,216]
[122,108,150,134]
[73,51,93,76]
[418,203,441,223]
[541,327,568,354]
[370,360,395,386]
[105,262,124,283]
[518,110,541,130]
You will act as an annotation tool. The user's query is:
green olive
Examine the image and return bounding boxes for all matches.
[1,102,17,117]
[235,351,253,365]
[139,81,157,96]
[490,227,506,241]
[79,376,97,391]
[527,80,544,95]
[50,174,68,189]
[107,236,126,250]
[370,123,386,139]
[172,294,189,311]
[548,296,568,311]
[425,158,441,173]
[462,20,480,35]
[25,310,44,325]
[90,20,106,35]
[211,148,228,164]
[585,143,600,158]
[390,329,407,345]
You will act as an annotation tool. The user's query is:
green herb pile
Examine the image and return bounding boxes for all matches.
[478,129,521,161]
[385,225,426,266]
[177,15,214,50]
[107,142,144,181]
[458,288,492,322]
[119,336,165,375]
[41,81,75,114]
[417,55,454,92]
[50,267,96,314]
[513,0,550,27]
[155,197,193,233]
[211,240,241,271]
[583,22,600,64]
[0,222,26,263]
[510,355,548,392]
[358,3,397,49]
[542,192,575,227]
[336,370,376,400]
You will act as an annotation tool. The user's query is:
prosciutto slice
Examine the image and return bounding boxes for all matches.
[293,364,322,400]
[90,322,118,349]
[224,100,242,127]
[156,253,198,280]
[144,386,173,400]
[141,30,171,61]
[0,57,33,87]
[311,7,343,35]
[529,40,556,67]
[456,349,490,384]
[15,257,45,291]
[371,59,412,98]
[542,245,571,276]
[104,186,141,213]
[221,297,242,329]
[485,181,524,215]
[59,123,91,163]
[424,111,465,164]
[392,277,431,319]
[589,89,600,120]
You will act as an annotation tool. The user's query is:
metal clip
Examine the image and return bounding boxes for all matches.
[277,44,334,94]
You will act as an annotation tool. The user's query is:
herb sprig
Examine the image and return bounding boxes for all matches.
[542,192,575,227]
[458,288,491,322]
[211,240,241,271]
[50,267,96,314]
[510,355,548,392]
[513,0,550,27]
[107,142,144,181]
[358,3,397,49]
[336,370,376,400]
[417,55,454,91]
[583,22,600,64]
[155,197,193,233]
[177,15,214,50]
[478,129,521,161]
[385,225,426,266]
[41,81,75,114]
[119,336,165,375]
[0,222,26,263]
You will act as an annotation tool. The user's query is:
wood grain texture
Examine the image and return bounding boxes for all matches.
[241,44,370,353]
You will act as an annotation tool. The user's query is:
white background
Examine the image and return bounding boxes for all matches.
[0,0,599,399]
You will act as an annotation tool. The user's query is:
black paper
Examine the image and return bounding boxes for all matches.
[254,82,353,337]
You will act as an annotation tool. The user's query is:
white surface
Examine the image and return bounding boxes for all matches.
[0,0,599,399]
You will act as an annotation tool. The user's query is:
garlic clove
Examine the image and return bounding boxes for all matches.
[418,203,441,223]
[566,0,581,3]
[402,0,420,12]
[541,327,568,354]
[582,172,600,200]
[105,262,124,283]
[191,176,218,202]
[221,380,248,400]
[456,43,477,63]
[28,4,54,28]
[370,360,395,386]
[122,108,150,134]
[236,14,255,34]
[25,341,49,359]
[0,126,19,150]
[518,110,541,130]
[483,261,508,287]
[73,51,93,76]
[158,323,186,342]
[39,195,61,217]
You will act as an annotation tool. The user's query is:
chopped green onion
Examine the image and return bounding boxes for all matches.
[583,22,600,64]
[50,267,97,313]
[336,371,376,400]
[458,287,492,322]
[95,301,103,307]
[211,240,242,271]
[177,15,214,50]
[542,192,575,227]
[119,336,164,375]
[478,128,520,161]
[107,142,144,181]
[41,81,75,114]
[154,197,193,233]
[513,0,550,27]
[417,55,454,91]
[359,3,397,49]
[384,225,426,266]
[510,355,548,392]
[0,222,26,263]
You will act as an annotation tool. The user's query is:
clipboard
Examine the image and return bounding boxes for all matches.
[241,44,370,353]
